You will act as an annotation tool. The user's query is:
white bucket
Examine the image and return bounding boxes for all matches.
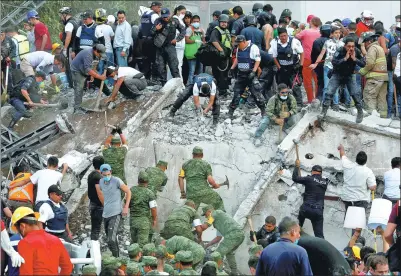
[344,206,366,229]
[368,198,393,230]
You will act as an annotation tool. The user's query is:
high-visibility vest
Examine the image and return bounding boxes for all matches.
[12,34,30,60]
[8,173,34,204]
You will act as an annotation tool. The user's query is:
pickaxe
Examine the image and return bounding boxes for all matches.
[244,213,261,244]
[218,175,229,189]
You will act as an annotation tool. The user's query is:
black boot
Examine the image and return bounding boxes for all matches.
[8,119,18,130]
[320,105,329,118]
[169,108,177,117]
[356,107,363,123]
[213,117,218,125]
[227,108,234,120]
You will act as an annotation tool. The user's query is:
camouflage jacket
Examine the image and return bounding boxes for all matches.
[102,146,128,182]
[181,159,212,195]
[129,185,156,218]
[212,210,244,237]
[266,94,298,120]
[179,268,198,275]
[145,166,168,196]
[165,205,200,225]
[165,236,205,264]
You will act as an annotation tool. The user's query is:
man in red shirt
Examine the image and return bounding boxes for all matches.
[356,10,374,37]
[27,10,52,52]
[11,206,73,275]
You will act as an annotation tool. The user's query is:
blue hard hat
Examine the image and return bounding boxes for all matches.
[341,18,352,28]
[100,164,112,172]
[27,10,39,20]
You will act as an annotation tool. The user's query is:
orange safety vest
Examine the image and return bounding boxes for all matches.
[8,173,34,204]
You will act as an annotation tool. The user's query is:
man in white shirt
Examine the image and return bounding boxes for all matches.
[19,51,63,90]
[269,27,304,106]
[38,185,73,242]
[383,157,400,204]
[94,8,115,72]
[114,10,132,67]
[338,144,376,215]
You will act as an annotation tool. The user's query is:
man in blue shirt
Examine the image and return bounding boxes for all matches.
[256,216,313,276]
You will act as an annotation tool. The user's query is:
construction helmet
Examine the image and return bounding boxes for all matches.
[361,10,374,26]
[95,8,107,23]
[218,14,229,22]
[257,12,272,27]
[243,15,257,27]
[52,43,62,54]
[26,10,39,20]
[11,207,39,232]
[107,15,115,24]
[59,7,72,14]
[361,31,379,43]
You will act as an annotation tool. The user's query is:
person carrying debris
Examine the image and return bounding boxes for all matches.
[129,171,158,247]
[8,161,34,212]
[104,66,147,108]
[145,160,168,197]
[178,146,226,211]
[169,73,221,125]
[37,185,73,242]
[249,215,280,248]
[253,83,300,146]
[7,71,47,129]
[201,205,245,275]
[292,162,328,239]
[102,126,128,183]
[161,199,203,241]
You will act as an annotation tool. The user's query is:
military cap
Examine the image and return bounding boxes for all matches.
[202,205,214,215]
[82,264,97,275]
[143,243,156,256]
[176,251,193,263]
[248,244,263,255]
[111,135,121,144]
[142,256,158,266]
[157,160,168,167]
[126,262,140,275]
[128,243,142,256]
[117,256,130,265]
[210,251,222,262]
[185,199,195,206]
[156,244,167,259]
[192,146,203,154]
[138,170,149,183]
[164,263,175,275]
[102,256,121,270]
[204,261,218,269]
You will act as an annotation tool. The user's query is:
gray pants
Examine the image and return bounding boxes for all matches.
[104,214,121,257]
[255,113,301,138]
[121,78,147,98]
[71,70,87,109]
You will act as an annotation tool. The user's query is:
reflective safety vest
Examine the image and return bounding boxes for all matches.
[237,42,254,71]
[276,37,298,66]
[12,34,30,60]
[140,11,156,38]
[214,26,232,50]
[8,173,34,203]
[45,200,68,233]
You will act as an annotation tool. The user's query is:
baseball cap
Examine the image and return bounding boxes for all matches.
[161,8,170,18]
[150,1,162,8]
[213,10,222,17]
[235,35,246,43]
[307,14,315,23]
[94,44,107,59]
[311,165,323,172]
[48,184,63,195]
[100,164,112,172]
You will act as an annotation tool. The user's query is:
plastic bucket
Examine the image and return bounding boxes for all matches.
[368,198,393,229]
[344,206,366,229]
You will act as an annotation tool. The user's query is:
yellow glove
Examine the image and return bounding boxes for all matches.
[39,82,45,90]
[54,85,60,93]
[166,253,175,259]
[206,215,214,226]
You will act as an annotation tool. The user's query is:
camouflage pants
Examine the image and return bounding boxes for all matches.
[190,243,206,266]
[363,79,388,117]
[216,230,245,274]
[130,216,151,247]
[161,220,194,241]
[188,189,225,212]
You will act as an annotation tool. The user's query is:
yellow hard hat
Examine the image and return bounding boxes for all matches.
[11,206,39,232]
[352,246,361,260]
[52,43,61,54]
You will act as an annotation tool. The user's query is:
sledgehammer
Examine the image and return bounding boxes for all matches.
[218,175,229,189]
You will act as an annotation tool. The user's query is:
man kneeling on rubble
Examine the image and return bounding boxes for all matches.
[253,83,300,146]
[104,66,147,109]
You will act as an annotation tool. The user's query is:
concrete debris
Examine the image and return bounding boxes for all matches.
[58,150,92,176]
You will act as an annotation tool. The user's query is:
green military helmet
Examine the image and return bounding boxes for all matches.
[192,146,203,154]
[82,264,97,275]
[142,256,158,267]
[128,243,142,257]
[117,256,130,265]
[138,170,149,183]
[210,251,222,262]
[202,205,214,216]
[157,160,168,167]
[281,8,292,18]
[164,263,175,274]
[126,262,140,275]
[204,261,218,270]
[143,243,157,256]
[102,255,121,270]
[156,244,167,259]
[176,251,193,263]
[248,244,263,256]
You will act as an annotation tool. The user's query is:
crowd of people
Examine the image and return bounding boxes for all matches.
[0,1,401,275]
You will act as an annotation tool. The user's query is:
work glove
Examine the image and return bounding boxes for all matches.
[54,85,60,93]
[248,71,256,81]
[111,128,117,135]
[219,51,225,58]
[249,231,257,240]
[206,215,215,226]
[1,229,25,267]
[180,190,186,199]
[11,251,25,268]
[115,126,122,135]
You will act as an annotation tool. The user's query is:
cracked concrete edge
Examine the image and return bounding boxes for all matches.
[66,167,91,216]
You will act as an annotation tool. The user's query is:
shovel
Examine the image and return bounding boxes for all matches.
[92,69,107,112]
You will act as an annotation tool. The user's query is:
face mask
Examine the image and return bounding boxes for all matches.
[192,22,200,29]
[104,176,111,182]
[294,239,299,245]
[280,95,288,100]
[179,14,185,20]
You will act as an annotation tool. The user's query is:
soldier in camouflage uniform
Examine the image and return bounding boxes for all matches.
[102,255,122,271]
[128,243,145,275]
[179,146,226,211]
[248,244,263,257]
[126,262,141,276]
[143,243,157,257]
[102,126,128,183]
[130,171,158,247]
[82,264,97,276]
[161,199,203,241]
[176,251,197,275]
[145,160,168,197]
[202,205,245,275]
[210,252,228,275]
[142,256,158,274]
[161,235,206,267]
[203,261,221,275]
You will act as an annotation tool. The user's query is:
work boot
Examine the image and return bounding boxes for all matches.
[356,107,364,123]
[332,105,339,112]
[212,117,218,125]
[227,108,234,120]
[320,105,329,118]
[7,119,17,130]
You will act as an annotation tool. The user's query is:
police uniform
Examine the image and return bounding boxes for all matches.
[150,8,185,85]
[292,165,328,239]
[38,197,70,241]
[74,22,104,54]
[170,73,220,121]
[228,37,266,117]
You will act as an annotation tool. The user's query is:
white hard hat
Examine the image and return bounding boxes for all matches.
[361,10,373,18]
[107,15,115,24]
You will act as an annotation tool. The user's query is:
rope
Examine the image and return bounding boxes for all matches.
[217,58,230,72]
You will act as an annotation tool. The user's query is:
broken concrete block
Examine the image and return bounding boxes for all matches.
[83,143,101,154]
[215,125,224,137]
[59,150,91,176]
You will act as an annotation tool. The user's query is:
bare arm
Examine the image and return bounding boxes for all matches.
[64,32,72,50]
[384,223,397,245]
[299,52,304,66]
[151,207,157,226]
[3,207,12,219]
[9,178,30,189]
[204,95,215,112]
[104,135,113,147]
[120,133,127,145]
[253,60,260,72]
[338,144,346,158]
[178,176,185,193]
[40,34,48,51]
[21,89,33,103]
[231,58,238,69]
[120,184,131,209]
[193,95,200,108]
[195,225,203,242]
[205,236,222,248]
[88,69,106,80]
[212,41,223,52]
[95,184,104,205]
[315,48,326,64]
[207,175,220,189]
[109,77,124,101]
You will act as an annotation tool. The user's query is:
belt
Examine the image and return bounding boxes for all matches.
[303,203,324,209]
